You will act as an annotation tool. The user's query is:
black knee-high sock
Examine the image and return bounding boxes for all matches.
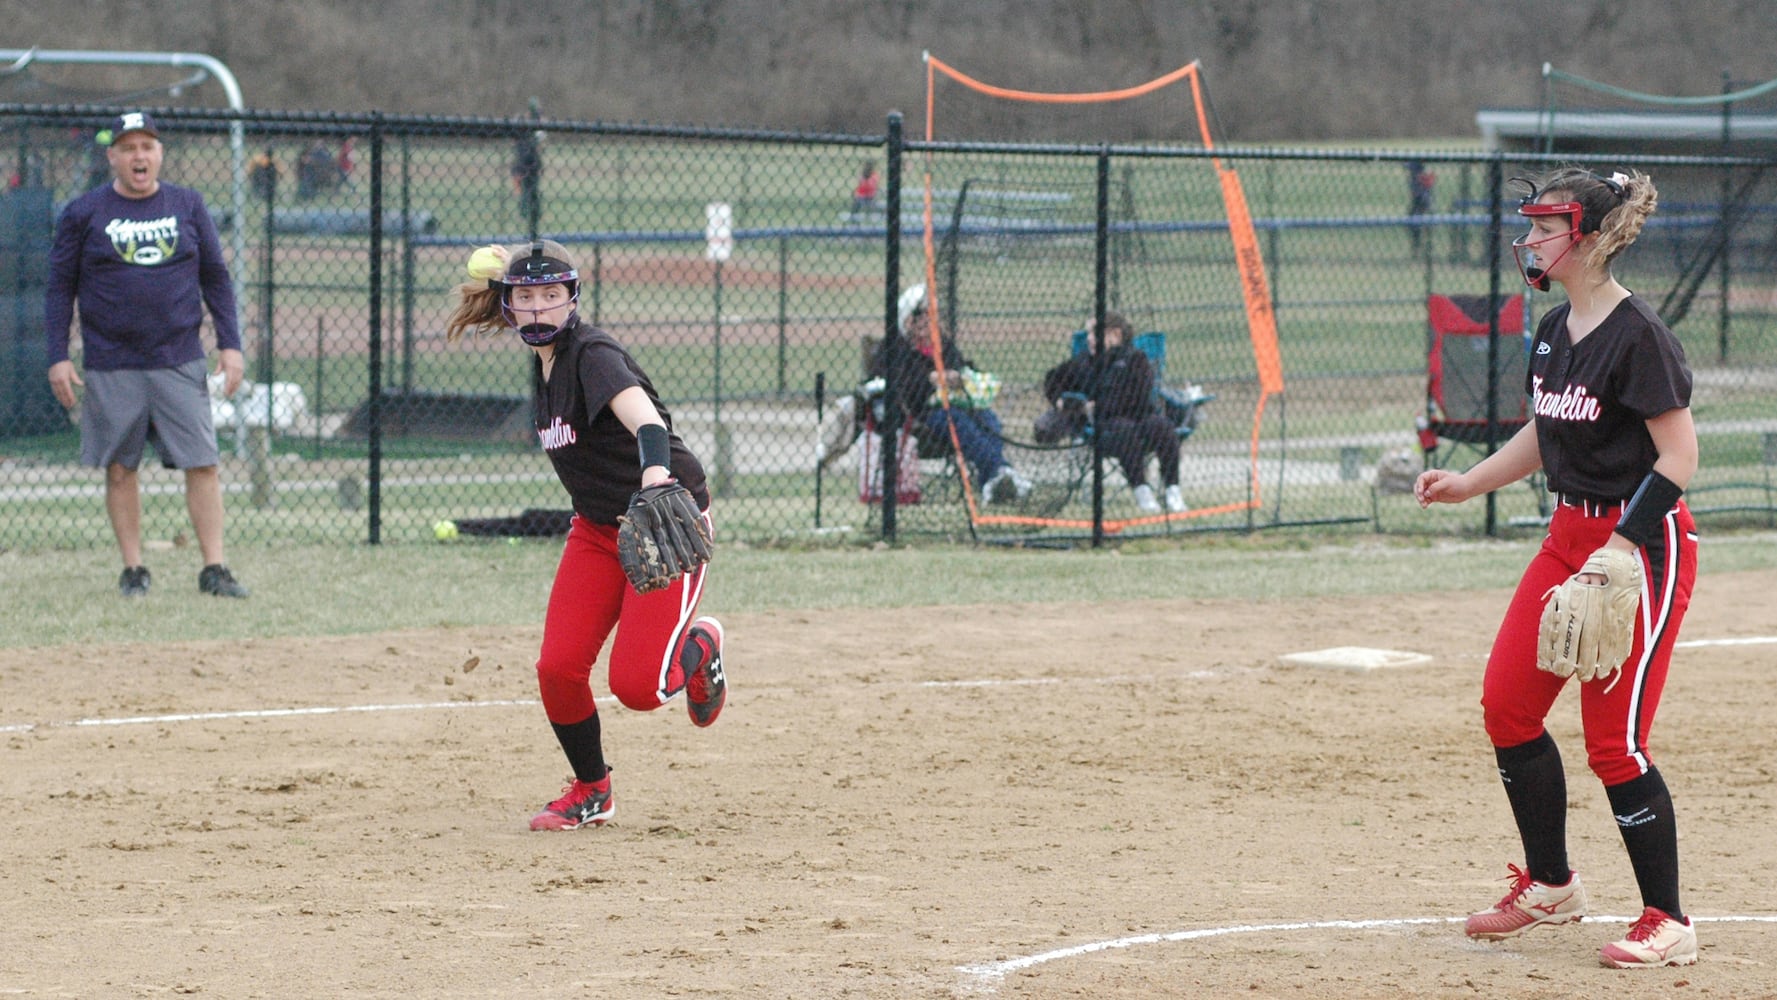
[550,714,607,784]
[1606,768,1684,921]
[1495,731,1571,886]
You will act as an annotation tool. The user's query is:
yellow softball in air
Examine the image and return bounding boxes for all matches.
[433,519,459,541]
[466,245,507,280]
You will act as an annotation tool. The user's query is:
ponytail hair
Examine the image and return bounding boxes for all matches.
[1589,169,1658,270]
[445,280,505,342]
[445,242,532,341]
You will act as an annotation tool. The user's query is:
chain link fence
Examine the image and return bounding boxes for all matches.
[3,105,1774,550]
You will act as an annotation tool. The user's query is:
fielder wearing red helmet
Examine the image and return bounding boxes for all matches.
[1419,165,1699,970]
[1510,169,1644,292]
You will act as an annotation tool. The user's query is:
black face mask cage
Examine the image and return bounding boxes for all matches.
[1510,177,1586,290]
[498,242,580,345]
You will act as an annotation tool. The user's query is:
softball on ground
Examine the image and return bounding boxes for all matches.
[433,520,459,541]
[466,245,507,280]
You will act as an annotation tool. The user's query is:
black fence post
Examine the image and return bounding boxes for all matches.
[1719,68,1733,364]
[313,315,324,460]
[250,144,277,510]
[367,112,385,545]
[711,257,729,497]
[881,111,903,542]
[1091,145,1110,548]
[258,157,276,389]
[525,99,543,241]
[1483,154,1504,538]
[813,371,826,528]
[400,134,415,396]
[776,233,788,399]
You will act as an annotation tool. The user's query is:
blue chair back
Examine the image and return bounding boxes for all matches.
[1062,327,1210,442]
[1071,329,1168,382]
[1133,332,1167,382]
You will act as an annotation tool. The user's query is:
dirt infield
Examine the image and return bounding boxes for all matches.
[4,571,1776,998]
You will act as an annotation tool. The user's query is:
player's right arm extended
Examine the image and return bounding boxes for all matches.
[1460,420,1544,493]
[1417,421,1542,507]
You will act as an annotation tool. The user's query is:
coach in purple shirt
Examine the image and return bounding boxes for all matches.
[45,111,250,599]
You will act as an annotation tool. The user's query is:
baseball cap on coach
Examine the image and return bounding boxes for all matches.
[98,111,159,146]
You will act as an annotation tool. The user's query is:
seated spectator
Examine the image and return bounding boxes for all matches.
[869,284,1030,503]
[1041,311,1185,513]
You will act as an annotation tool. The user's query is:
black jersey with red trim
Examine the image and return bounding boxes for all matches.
[533,319,709,525]
[1526,293,1691,502]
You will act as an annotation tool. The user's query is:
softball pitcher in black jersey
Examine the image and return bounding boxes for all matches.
[446,240,727,832]
[1416,168,1701,968]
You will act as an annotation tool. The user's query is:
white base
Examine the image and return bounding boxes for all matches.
[1277,646,1434,671]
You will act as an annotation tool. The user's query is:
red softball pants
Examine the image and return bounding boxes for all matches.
[1481,499,1696,786]
[535,512,711,724]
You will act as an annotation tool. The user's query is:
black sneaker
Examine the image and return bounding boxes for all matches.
[118,566,151,598]
[198,564,250,598]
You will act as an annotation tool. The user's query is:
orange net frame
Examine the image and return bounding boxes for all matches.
[918,54,1285,532]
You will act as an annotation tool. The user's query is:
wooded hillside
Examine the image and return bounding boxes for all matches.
[6,1,1777,141]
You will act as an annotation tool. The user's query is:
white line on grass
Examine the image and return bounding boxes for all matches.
[955,914,1777,989]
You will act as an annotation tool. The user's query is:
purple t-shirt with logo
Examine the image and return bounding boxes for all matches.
[45,182,241,371]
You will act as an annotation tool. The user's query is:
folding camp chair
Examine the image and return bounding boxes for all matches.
[1064,329,1214,443]
[1420,293,1529,468]
[1045,331,1214,509]
[850,336,967,505]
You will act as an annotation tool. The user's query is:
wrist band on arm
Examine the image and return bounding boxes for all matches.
[636,423,672,472]
[1615,470,1683,546]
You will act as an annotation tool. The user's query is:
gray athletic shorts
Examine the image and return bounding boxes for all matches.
[80,359,222,470]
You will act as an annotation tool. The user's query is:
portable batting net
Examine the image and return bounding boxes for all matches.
[908,54,1284,539]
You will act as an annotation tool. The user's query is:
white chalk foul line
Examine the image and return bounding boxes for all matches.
[956,914,1777,985]
[958,917,1456,983]
[1675,635,1777,648]
[3,634,1770,736]
[0,698,546,735]
[922,670,1224,690]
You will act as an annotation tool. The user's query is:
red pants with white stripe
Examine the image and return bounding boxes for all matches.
[1481,500,1696,786]
[535,513,710,724]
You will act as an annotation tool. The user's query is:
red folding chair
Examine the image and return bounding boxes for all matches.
[1419,293,1529,467]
